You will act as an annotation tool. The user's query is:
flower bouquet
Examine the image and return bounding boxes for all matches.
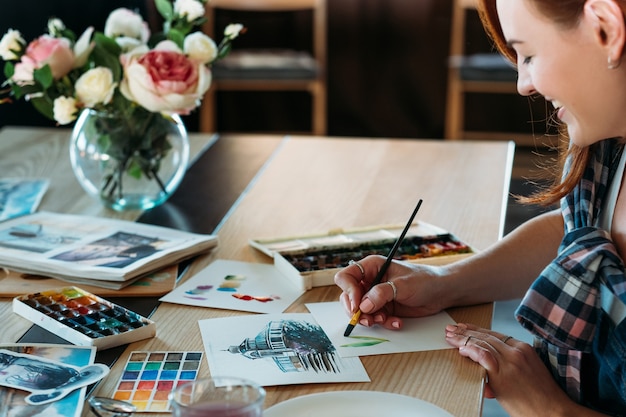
[0,0,243,210]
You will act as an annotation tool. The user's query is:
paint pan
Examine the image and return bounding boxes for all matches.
[12,286,156,350]
[112,351,203,411]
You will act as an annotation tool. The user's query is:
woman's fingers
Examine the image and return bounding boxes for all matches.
[446,323,517,351]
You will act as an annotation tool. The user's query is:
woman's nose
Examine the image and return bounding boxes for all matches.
[516,68,535,96]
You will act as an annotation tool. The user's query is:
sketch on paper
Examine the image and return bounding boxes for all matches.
[199,313,370,386]
[306,301,456,358]
[226,319,342,373]
[341,335,389,348]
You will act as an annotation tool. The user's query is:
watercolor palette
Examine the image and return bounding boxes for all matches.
[12,286,156,350]
[251,221,474,289]
[112,351,203,412]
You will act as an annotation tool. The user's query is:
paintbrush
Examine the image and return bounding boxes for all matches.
[343,199,423,337]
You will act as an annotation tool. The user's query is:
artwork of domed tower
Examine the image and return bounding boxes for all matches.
[227,319,344,373]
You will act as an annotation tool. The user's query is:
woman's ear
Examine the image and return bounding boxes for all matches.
[584,0,626,63]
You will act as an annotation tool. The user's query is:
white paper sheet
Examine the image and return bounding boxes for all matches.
[198,313,370,386]
[160,260,304,314]
[306,301,455,357]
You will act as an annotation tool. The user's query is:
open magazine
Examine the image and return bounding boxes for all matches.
[0,211,218,289]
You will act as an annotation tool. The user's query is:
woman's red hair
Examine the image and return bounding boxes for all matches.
[474,0,609,206]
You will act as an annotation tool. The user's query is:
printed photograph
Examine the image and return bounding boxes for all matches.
[0,179,49,222]
[0,222,80,253]
[0,344,100,417]
[51,232,165,268]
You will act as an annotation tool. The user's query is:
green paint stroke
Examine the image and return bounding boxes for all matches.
[341,335,390,347]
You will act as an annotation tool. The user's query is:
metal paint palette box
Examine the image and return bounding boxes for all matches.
[12,286,156,350]
[250,221,474,290]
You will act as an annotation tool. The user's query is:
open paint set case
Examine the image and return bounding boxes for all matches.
[13,286,156,350]
[250,221,474,290]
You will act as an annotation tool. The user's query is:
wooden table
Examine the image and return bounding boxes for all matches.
[0,127,514,416]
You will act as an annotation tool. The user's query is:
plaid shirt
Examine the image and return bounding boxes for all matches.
[516,139,626,413]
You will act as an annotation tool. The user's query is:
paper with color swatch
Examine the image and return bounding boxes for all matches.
[111,351,203,412]
[306,301,455,357]
[160,259,304,313]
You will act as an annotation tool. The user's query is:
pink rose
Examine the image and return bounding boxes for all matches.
[120,41,211,114]
[13,35,73,83]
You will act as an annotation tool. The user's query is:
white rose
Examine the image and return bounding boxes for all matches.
[184,32,217,64]
[114,36,144,53]
[73,27,94,68]
[174,0,205,22]
[104,8,150,43]
[0,29,25,61]
[224,24,244,40]
[47,18,65,36]
[53,96,78,125]
[75,67,116,107]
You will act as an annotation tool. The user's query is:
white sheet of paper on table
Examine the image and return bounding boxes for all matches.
[198,313,370,387]
[306,301,456,357]
[160,259,304,314]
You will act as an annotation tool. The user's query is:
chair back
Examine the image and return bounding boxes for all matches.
[201,0,327,135]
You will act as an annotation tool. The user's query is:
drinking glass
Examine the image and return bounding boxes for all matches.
[169,376,265,417]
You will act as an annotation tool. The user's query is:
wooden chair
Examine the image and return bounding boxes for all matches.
[445,0,543,146]
[201,0,327,135]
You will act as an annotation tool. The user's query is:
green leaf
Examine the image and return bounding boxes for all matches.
[340,335,390,348]
[148,32,167,48]
[15,83,42,96]
[94,33,122,56]
[91,41,122,82]
[59,27,77,43]
[33,65,53,90]
[30,96,54,120]
[347,335,390,342]
[340,340,387,347]
[155,0,174,21]
[96,132,112,153]
[167,29,185,50]
[171,20,194,37]
[217,43,232,60]
[127,159,143,179]
[4,62,14,79]
[10,84,23,99]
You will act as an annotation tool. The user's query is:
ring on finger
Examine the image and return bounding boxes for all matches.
[348,260,365,279]
[464,335,473,346]
[386,280,397,300]
[502,335,513,344]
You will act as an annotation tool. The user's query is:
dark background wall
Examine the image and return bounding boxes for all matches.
[0,1,539,139]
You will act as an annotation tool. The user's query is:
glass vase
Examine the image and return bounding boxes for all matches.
[70,108,190,211]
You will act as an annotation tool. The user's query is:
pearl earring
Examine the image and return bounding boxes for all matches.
[608,57,621,69]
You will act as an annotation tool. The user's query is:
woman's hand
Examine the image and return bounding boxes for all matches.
[445,323,605,417]
[334,255,446,330]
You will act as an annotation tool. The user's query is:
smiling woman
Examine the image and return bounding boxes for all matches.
[332,1,626,416]
[479,0,626,205]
